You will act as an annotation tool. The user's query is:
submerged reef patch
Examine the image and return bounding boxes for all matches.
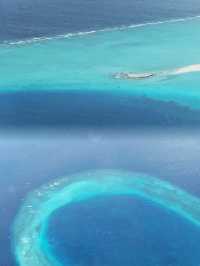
[13,170,200,266]
[2,17,200,109]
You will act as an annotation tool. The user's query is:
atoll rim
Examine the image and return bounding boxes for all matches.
[13,170,200,266]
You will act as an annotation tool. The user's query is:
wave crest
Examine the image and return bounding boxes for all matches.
[2,15,200,46]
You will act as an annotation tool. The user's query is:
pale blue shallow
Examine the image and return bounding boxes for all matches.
[13,170,200,266]
[1,17,200,109]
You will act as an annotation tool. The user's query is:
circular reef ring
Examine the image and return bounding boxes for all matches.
[13,170,200,266]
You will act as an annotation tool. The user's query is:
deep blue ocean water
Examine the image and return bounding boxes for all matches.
[1,1,200,266]
[0,91,199,130]
[48,195,200,266]
[1,0,200,42]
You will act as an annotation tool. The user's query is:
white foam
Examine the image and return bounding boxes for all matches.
[2,15,200,46]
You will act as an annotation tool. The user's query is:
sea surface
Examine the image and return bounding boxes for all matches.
[1,0,200,42]
[1,5,200,125]
[48,194,200,266]
[2,130,200,266]
[1,1,200,266]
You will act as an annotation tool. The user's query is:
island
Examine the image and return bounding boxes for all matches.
[113,72,155,80]
[113,64,200,80]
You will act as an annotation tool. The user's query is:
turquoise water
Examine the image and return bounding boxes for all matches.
[3,131,200,266]
[1,17,200,109]
[13,170,200,266]
[2,1,200,265]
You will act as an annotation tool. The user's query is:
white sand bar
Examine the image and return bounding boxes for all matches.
[114,64,200,80]
[171,64,200,75]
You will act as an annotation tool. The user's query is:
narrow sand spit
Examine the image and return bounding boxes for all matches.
[171,64,200,75]
[114,64,200,80]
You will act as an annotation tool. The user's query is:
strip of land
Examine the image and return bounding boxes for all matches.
[113,64,200,80]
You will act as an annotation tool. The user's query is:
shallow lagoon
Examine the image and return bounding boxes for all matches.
[48,195,200,266]
[1,17,200,109]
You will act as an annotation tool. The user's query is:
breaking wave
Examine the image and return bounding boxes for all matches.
[3,15,200,46]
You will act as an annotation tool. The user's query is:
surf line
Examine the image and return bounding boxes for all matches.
[13,170,200,266]
[3,14,200,46]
